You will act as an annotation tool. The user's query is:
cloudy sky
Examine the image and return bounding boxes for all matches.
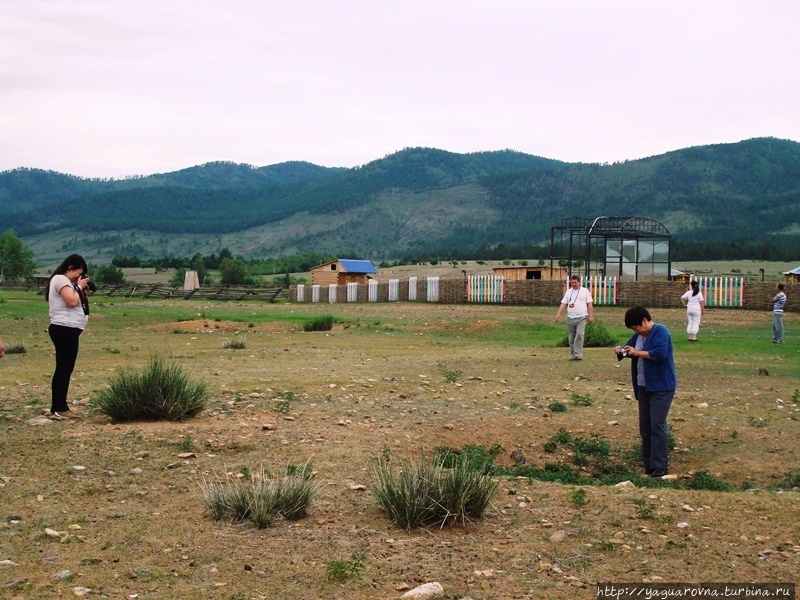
[1,0,798,178]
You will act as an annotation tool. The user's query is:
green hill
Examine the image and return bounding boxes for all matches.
[2,138,798,264]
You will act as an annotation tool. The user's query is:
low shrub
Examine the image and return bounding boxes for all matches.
[681,470,733,491]
[3,342,27,354]
[325,552,367,582]
[91,356,208,422]
[560,320,618,348]
[302,314,334,332]
[780,470,800,489]
[223,336,247,349]
[437,361,463,383]
[369,453,498,531]
[434,443,502,474]
[571,392,594,406]
[200,463,321,529]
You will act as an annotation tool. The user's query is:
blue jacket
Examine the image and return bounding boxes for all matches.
[620,322,677,394]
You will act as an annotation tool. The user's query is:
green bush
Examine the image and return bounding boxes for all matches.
[302,314,334,332]
[437,361,463,383]
[433,443,502,474]
[571,392,594,406]
[780,470,800,489]
[91,356,208,422]
[200,463,321,529]
[325,552,366,582]
[369,453,498,531]
[570,488,589,508]
[559,320,618,348]
[681,470,732,491]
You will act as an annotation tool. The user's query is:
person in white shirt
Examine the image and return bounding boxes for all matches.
[680,281,705,342]
[555,275,594,360]
[46,254,93,420]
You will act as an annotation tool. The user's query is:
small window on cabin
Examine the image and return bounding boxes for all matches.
[331,264,337,270]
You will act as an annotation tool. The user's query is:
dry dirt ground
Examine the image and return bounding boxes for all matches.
[0,301,798,599]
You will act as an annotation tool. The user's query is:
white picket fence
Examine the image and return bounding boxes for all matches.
[296,277,441,303]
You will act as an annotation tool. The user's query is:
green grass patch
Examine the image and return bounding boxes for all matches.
[302,314,334,332]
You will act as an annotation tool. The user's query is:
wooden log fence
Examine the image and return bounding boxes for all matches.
[0,283,287,302]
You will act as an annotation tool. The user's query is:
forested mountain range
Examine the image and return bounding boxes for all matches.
[2,137,799,265]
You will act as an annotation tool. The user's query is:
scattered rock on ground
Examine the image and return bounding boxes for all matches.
[401,582,445,599]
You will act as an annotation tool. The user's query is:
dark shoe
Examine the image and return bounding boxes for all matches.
[650,469,667,478]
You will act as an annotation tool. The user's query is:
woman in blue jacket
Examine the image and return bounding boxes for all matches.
[615,306,677,477]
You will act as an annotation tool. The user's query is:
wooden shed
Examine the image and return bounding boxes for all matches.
[310,259,378,286]
[783,266,800,282]
[492,265,567,281]
[671,269,691,283]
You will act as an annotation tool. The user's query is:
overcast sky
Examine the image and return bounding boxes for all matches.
[1,0,798,179]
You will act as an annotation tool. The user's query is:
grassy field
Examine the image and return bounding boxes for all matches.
[0,291,798,599]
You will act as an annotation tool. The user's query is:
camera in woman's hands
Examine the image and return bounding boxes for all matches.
[80,274,98,293]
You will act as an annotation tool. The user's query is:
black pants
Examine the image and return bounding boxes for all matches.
[48,324,83,413]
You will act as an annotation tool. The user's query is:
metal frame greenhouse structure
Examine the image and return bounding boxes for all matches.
[550,216,672,281]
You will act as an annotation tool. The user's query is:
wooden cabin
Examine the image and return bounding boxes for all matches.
[783,266,800,283]
[492,265,567,281]
[310,259,378,286]
[671,269,691,283]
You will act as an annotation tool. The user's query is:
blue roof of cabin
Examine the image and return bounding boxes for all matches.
[338,259,378,274]
[783,266,800,275]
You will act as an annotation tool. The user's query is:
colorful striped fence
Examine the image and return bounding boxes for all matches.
[695,276,744,307]
[567,277,618,305]
[584,276,617,306]
[466,275,506,303]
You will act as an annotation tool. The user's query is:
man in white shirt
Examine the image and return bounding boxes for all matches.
[555,275,594,360]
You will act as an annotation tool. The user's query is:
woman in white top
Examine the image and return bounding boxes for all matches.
[46,254,92,420]
[680,281,705,342]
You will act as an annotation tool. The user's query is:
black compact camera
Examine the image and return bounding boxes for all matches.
[80,274,99,293]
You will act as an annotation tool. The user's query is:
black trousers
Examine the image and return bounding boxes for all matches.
[48,324,83,413]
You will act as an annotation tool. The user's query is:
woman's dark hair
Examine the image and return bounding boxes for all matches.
[691,281,700,296]
[624,305,652,328]
[46,254,88,302]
